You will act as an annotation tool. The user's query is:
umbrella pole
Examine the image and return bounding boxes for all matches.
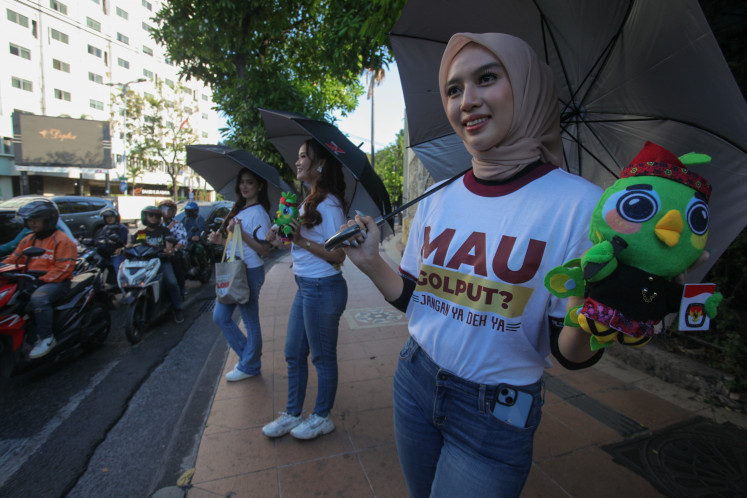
[325,168,470,251]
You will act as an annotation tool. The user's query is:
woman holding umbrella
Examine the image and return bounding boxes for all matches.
[343,33,604,496]
[262,139,348,440]
[209,169,272,382]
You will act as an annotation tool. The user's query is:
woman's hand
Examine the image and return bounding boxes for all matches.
[341,214,381,272]
[265,226,285,249]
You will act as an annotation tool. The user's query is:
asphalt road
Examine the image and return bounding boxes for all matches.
[0,248,283,497]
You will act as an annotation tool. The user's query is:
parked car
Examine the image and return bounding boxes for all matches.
[0,195,115,240]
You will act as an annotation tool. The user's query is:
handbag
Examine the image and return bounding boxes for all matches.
[214,225,249,304]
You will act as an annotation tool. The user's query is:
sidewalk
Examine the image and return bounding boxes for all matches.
[184,233,747,498]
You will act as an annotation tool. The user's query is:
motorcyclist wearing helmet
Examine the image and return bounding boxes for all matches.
[95,208,129,284]
[158,199,188,298]
[183,201,206,242]
[182,201,207,268]
[129,206,184,323]
[2,199,78,358]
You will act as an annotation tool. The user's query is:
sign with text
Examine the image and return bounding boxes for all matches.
[12,111,112,169]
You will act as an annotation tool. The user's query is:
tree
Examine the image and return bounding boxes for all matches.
[151,0,406,178]
[373,129,404,208]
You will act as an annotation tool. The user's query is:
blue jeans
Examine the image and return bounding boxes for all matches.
[393,337,544,498]
[30,281,71,340]
[213,265,265,375]
[285,273,347,417]
[160,260,182,310]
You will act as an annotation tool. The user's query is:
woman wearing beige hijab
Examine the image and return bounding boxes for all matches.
[345,33,603,496]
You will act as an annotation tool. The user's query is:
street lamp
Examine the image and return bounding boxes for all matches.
[106,77,146,195]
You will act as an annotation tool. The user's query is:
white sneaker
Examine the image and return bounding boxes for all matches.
[290,413,335,440]
[225,367,255,382]
[262,412,302,438]
[29,337,56,359]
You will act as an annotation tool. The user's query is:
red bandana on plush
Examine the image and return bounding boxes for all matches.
[620,141,712,201]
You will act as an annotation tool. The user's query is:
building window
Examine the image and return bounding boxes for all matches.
[142,21,152,32]
[87,44,103,58]
[54,88,71,101]
[201,113,208,120]
[51,28,69,44]
[142,45,153,56]
[88,72,103,84]
[142,0,152,11]
[143,68,153,79]
[53,58,70,72]
[116,7,128,19]
[3,137,12,155]
[12,76,33,92]
[50,1,68,15]
[91,0,100,3]
[201,132,208,138]
[7,9,29,27]
[89,99,104,110]
[165,78,174,89]
[117,58,130,69]
[201,94,208,102]
[10,43,31,60]
[116,32,129,44]
[86,17,101,32]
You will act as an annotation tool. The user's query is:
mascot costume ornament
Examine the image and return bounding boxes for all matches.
[272,192,299,245]
[544,141,722,350]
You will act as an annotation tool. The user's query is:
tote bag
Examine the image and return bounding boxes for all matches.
[215,226,249,304]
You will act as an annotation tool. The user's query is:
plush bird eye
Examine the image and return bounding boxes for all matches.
[686,197,709,235]
[613,189,660,223]
[282,207,293,216]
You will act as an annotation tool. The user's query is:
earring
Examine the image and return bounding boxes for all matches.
[317,166,323,173]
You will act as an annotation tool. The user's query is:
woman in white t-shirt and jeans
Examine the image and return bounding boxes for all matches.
[210,169,272,382]
[262,139,348,440]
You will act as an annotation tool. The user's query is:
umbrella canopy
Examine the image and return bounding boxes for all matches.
[258,108,393,237]
[185,144,296,209]
[390,0,747,280]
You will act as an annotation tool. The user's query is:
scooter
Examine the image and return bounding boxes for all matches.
[118,243,174,344]
[0,246,111,379]
[184,227,214,284]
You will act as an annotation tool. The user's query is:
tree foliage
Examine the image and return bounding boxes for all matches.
[373,129,404,208]
[151,0,406,178]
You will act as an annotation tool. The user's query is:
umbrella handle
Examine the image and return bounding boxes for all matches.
[324,167,470,251]
[252,225,272,245]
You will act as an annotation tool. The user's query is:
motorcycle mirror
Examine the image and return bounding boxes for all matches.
[22,246,46,258]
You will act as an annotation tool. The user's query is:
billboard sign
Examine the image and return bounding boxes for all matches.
[12,111,112,169]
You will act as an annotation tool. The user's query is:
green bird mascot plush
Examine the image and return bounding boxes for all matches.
[544,141,722,350]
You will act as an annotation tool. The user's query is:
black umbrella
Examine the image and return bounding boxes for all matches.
[185,143,296,208]
[390,0,747,280]
[258,108,393,240]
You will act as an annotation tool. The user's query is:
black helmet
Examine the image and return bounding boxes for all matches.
[18,199,59,238]
[141,205,162,227]
[185,201,199,219]
[101,208,121,224]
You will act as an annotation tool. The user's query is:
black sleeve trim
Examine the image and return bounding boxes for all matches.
[549,317,604,370]
[387,274,416,312]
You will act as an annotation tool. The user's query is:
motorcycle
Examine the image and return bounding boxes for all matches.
[118,241,175,344]
[184,227,214,284]
[0,246,111,378]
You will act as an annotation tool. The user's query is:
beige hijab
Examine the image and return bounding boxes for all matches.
[439,33,563,181]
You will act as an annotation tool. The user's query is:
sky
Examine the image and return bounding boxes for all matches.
[218,63,406,154]
[332,63,406,154]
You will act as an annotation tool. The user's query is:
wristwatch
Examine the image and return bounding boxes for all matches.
[305,240,312,249]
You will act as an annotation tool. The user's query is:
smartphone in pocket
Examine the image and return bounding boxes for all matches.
[490,385,533,428]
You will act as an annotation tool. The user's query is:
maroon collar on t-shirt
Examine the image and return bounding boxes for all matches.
[463,162,557,197]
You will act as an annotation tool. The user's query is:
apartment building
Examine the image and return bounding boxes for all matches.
[0,0,221,199]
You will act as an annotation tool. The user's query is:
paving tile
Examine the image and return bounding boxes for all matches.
[190,468,279,497]
[535,446,664,497]
[191,428,276,484]
[533,410,594,461]
[336,377,395,412]
[278,453,371,497]
[342,406,395,450]
[521,463,567,497]
[590,387,691,430]
[358,444,409,497]
[272,419,355,467]
[541,401,620,446]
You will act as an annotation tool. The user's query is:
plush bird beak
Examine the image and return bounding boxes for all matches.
[655,210,683,247]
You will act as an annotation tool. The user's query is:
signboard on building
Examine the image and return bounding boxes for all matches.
[12,111,112,169]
